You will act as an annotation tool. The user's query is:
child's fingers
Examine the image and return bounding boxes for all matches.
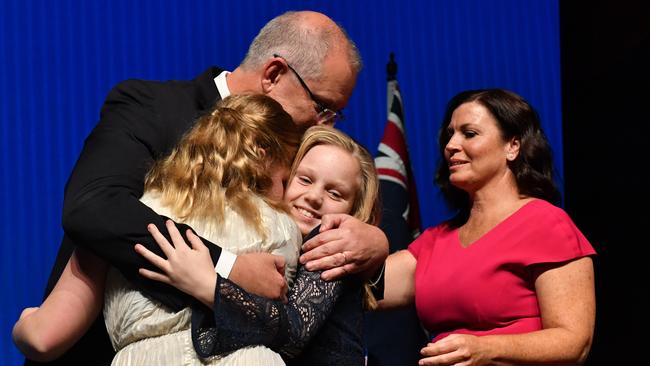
[186,229,207,252]
[147,223,175,257]
[135,243,170,272]
[166,220,190,250]
[138,268,171,284]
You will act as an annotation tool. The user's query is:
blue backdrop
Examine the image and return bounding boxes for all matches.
[0,1,561,364]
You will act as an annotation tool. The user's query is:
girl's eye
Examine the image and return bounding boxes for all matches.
[328,191,342,200]
[299,176,312,184]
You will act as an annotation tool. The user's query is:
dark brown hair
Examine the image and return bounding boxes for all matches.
[436,89,560,227]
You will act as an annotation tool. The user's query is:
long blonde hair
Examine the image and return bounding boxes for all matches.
[290,126,381,226]
[291,126,381,308]
[144,94,302,239]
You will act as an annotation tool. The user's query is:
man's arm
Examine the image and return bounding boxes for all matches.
[60,79,219,309]
[61,79,287,307]
[300,214,389,281]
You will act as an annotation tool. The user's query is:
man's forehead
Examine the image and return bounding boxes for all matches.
[313,68,356,108]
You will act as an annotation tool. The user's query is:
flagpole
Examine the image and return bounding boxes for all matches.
[386,53,398,115]
[387,52,397,81]
[367,53,427,365]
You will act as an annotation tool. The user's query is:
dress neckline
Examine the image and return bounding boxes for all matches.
[455,198,540,249]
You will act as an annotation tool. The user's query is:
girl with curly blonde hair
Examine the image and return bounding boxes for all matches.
[14,94,303,365]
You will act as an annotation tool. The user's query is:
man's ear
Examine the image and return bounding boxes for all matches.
[261,58,288,93]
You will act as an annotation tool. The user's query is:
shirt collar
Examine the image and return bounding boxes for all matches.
[213,70,231,99]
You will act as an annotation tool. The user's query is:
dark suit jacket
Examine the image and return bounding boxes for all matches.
[26,67,226,365]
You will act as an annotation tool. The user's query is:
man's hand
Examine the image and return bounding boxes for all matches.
[229,252,288,302]
[300,214,388,281]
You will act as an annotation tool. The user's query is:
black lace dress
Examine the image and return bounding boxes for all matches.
[190,232,366,365]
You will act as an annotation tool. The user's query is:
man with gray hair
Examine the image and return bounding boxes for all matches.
[231,10,361,128]
[29,10,388,365]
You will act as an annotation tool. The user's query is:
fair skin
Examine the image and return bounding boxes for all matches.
[12,248,107,362]
[285,145,358,237]
[287,144,386,280]
[379,102,595,366]
[138,144,364,307]
[228,12,357,129]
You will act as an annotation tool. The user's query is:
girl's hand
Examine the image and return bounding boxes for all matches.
[135,220,217,307]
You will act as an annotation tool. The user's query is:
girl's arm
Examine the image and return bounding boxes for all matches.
[376,249,417,310]
[137,221,344,358]
[12,248,108,362]
[419,256,595,366]
[192,266,343,359]
[134,221,219,307]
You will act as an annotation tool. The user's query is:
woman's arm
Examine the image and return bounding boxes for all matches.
[419,256,595,366]
[12,248,108,362]
[376,249,417,310]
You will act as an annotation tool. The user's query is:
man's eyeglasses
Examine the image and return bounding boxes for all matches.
[273,54,344,124]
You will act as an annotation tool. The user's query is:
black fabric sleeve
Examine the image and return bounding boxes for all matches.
[190,225,342,358]
[191,267,343,359]
[61,79,222,310]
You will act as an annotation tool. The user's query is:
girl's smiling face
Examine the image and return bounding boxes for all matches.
[284,144,360,236]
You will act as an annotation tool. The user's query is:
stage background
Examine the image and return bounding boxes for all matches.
[3,0,636,365]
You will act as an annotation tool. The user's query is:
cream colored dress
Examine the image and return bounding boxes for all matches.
[103,191,301,366]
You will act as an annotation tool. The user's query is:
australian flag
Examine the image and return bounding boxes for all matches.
[364,54,427,366]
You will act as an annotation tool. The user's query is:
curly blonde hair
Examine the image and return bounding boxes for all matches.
[144,94,302,239]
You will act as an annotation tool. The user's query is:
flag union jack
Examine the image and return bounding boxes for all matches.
[375,80,421,239]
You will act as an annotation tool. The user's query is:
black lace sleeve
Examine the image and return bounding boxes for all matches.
[191,265,343,359]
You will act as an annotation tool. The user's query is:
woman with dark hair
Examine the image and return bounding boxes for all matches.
[380,89,596,365]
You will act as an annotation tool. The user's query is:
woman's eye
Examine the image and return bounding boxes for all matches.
[464,130,477,138]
